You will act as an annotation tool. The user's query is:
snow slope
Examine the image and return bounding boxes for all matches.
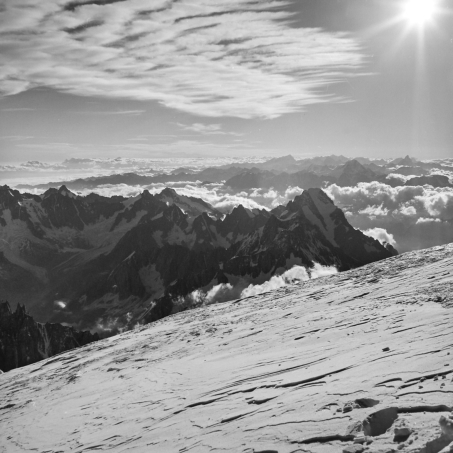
[1,244,452,453]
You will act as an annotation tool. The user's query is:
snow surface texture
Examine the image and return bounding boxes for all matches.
[1,244,453,453]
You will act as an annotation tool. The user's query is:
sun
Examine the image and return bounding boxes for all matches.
[403,0,439,25]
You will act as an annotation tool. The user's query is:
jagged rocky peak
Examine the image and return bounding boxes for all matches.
[140,188,153,198]
[268,154,296,163]
[0,184,23,207]
[336,159,375,178]
[219,204,265,236]
[229,204,256,219]
[159,187,177,198]
[343,158,366,170]
[0,185,35,226]
[58,184,78,198]
[42,187,59,199]
[285,187,336,217]
[0,184,16,196]
[397,155,417,166]
[155,187,222,220]
[300,187,335,207]
[0,299,19,317]
[84,192,127,204]
[43,185,79,200]
[260,154,297,170]
[0,300,99,372]
[156,187,188,207]
[43,184,78,199]
[163,202,187,224]
[332,159,379,186]
[388,154,418,167]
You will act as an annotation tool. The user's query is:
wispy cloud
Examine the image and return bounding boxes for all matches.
[91,138,260,157]
[9,137,263,158]
[0,135,34,141]
[0,108,37,112]
[15,142,77,149]
[177,123,225,135]
[74,110,145,116]
[0,0,365,119]
[176,122,243,136]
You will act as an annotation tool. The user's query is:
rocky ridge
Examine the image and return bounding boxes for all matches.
[0,185,394,330]
[0,301,99,372]
[0,243,452,452]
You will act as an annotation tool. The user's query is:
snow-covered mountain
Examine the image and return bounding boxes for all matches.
[0,185,395,331]
[1,243,451,452]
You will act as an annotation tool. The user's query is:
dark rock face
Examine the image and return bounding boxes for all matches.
[15,166,248,192]
[0,301,99,372]
[405,175,452,188]
[329,160,381,187]
[223,160,391,190]
[224,169,329,191]
[0,252,45,305]
[41,185,125,231]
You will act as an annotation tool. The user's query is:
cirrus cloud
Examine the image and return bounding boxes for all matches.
[0,0,365,118]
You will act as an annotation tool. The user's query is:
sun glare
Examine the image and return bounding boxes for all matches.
[403,0,438,25]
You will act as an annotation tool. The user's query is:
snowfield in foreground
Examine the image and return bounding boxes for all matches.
[1,244,453,453]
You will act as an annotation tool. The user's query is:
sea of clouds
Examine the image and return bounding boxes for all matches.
[0,156,267,186]
[7,157,453,254]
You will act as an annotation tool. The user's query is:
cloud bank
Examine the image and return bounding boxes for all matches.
[361,227,397,248]
[326,182,453,252]
[0,0,364,118]
[173,263,338,311]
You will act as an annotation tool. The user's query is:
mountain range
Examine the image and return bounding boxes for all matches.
[16,156,453,195]
[224,159,453,191]
[0,184,395,333]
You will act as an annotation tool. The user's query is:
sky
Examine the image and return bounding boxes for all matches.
[0,0,452,163]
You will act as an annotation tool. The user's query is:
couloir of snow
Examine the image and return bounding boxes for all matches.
[1,244,453,453]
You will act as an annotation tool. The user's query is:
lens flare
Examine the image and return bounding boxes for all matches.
[403,0,438,25]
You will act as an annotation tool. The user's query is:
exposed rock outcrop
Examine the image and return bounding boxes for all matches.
[0,301,99,372]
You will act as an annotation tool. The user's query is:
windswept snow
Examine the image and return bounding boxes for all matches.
[1,245,453,452]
